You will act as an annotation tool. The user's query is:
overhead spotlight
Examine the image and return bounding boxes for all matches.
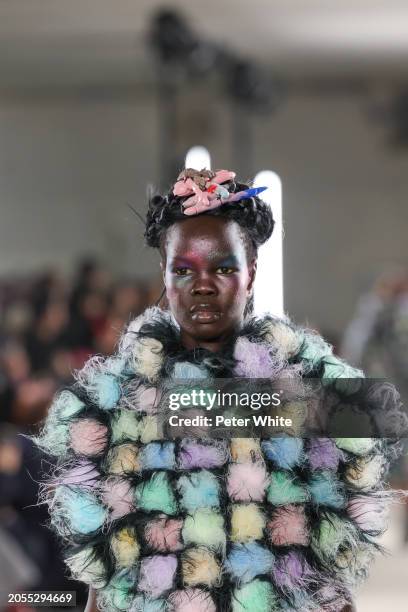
[149,10,197,64]
[149,9,218,75]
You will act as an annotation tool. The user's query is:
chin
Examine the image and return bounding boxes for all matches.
[189,321,234,341]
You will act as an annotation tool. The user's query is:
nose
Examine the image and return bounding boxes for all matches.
[190,273,217,296]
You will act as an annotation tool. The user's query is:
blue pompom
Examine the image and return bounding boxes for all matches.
[94,373,121,409]
[141,442,176,470]
[129,595,167,612]
[172,362,208,379]
[226,542,275,583]
[308,471,345,509]
[177,470,220,511]
[55,486,107,535]
[261,437,303,469]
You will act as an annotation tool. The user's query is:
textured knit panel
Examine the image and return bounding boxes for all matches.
[35,307,402,612]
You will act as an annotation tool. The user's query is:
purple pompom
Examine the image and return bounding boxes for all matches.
[308,439,342,471]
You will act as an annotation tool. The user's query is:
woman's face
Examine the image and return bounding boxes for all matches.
[161,216,256,351]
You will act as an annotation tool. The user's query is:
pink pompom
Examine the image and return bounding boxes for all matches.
[347,495,388,532]
[131,385,161,414]
[102,477,134,519]
[227,463,269,502]
[168,588,216,612]
[138,554,177,597]
[144,515,183,552]
[267,504,310,546]
[69,419,107,456]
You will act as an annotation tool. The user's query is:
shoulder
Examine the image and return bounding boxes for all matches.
[35,307,171,458]
[243,312,364,380]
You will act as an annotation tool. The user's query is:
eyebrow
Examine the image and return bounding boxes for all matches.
[171,253,240,266]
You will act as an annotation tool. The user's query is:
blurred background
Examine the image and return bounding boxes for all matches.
[0,1,407,610]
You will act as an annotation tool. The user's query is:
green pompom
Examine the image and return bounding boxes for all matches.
[111,409,141,443]
[312,513,358,563]
[232,579,278,611]
[135,472,178,515]
[182,509,226,552]
[335,438,376,455]
[99,569,136,611]
[267,471,309,505]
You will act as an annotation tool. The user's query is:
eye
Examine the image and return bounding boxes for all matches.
[217,266,236,274]
[173,267,191,276]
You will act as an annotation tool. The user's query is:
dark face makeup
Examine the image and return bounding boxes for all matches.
[162,216,256,352]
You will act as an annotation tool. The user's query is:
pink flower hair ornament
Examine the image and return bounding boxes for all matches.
[173,168,267,216]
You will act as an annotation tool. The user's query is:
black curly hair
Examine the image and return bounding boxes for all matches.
[144,175,275,315]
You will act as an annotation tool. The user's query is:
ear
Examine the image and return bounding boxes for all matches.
[247,258,257,294]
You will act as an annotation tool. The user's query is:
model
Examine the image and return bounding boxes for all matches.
[36,168,403,611]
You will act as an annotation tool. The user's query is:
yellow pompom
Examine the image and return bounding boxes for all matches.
[263,320,303,359]
[111,527,140,568]
[139,416,160,443]
[230,439,262,463]
[107,444,141,475]
[345,455,384,490]
[230,504,266,543]
[182,547,221,587]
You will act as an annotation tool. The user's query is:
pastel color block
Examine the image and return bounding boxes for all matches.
[60,461,100,488]
[138,554,177,597]
[182,547,221,587]
[308,438,341,471]
[267,505,309,547]
[139,416,159,443]
[227,462,269,502]
[309,471,345,509]
[335,438,376,456]
[144,516,183,552]
[178,440,229,469]
[93,373,121,410]
[345,455,384,490]
[232,579,278,612]
[111,527,140,568]
[347,495,388,533]
[129,596,167,612]
[100,569,136,611]
[168,588,216,612]
[272,551,310,590]
[135,472,178,515]
[111,410,141,443]
[177,470,220,511]
[141,442,176,470]
[230,438,263,463]
[230,504,266,543]
[54,486,107,535]
[182,509,226,552]
[226,542,274,583]
[261,437,303,469]
[173,362,209,379]
[312,513,358,563]
[102,477,134,519]
[107,444,141,475]
[70,418,108,456]
[267,471,309,505]
[65,546,106,588]
[54,390,85,419]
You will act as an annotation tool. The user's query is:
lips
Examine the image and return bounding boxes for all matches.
[190,303,222,323]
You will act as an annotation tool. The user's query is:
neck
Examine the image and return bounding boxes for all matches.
[180,330,236,354]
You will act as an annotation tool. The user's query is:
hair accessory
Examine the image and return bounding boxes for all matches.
[173,168,267,216]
